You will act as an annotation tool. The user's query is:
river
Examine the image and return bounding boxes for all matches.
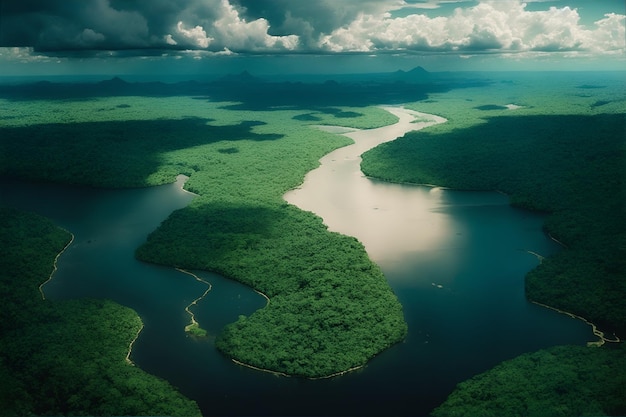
[0,108,593,416]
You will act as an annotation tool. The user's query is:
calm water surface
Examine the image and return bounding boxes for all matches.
[1,109,593,416]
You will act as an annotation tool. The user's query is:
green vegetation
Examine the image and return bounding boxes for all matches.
[363,111,624,288]
[291,106,399,128]
[185,322,208,338]
[362,103,625,335]
[0,95,407,378]
[360,73,626,415]
[0,98,397,188]
[0,207,201,416]
[432,344,626,417]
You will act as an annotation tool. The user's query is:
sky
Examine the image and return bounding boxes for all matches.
[0,0,624,78]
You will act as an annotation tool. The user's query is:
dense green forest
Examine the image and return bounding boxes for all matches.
[0,207,201,416]
[0,95,406,378]
[362,98,625,335]
[360,74,626,415]
[432,344,626,417]
[3,74,624,412]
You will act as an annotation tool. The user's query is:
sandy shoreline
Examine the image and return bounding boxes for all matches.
[176,268,212,334]
[39,230,75,300]
[230,358,363,380]
[175,174,199,196]
[531,300,620,347]
[126,322,144,365]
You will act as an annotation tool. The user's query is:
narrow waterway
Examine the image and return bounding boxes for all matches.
[0,107,594,416]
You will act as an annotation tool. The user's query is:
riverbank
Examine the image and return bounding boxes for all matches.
[531,300,621,347]
[38,230,74,300]
[176,268,212,337]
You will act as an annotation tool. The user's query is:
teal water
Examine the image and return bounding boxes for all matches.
[0,172,592,416]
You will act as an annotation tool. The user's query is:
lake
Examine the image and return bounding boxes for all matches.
[0,110,593,415]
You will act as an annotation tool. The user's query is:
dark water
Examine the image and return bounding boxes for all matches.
[1,173,592,416]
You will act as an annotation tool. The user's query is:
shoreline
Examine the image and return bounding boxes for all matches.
[126,322,145,365]
[230,358,364,380]
[253,289,270,306]
[175,174,200,197]
[175,268,212,335]
[39,230,75,300]
[530,300,621,347]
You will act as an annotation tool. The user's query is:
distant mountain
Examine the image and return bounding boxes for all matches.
[215,70,264,84]
[0,67,490,106]
[386,66,431,82]
[97,76,129,87]
[269,66,434,84]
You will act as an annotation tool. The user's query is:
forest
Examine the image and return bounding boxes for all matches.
[360,73,626,415]
[1,72,624,415]
[0,207,201,416]
[432,344,626,417]
[0,93,406,385]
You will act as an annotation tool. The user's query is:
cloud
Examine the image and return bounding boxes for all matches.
[176,22,213,48]
[160,0,299,52]
[318,1,625,55]
[0,47,56,63]
[0,0,300,54]
[586,13,626,54]
[210,0,299,50]
[164,34,178,46]
[0,0,623,58]
[76,29,106,47]
[231,0,403,47]
[399,1,475,10]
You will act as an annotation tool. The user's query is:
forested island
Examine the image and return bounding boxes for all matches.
[361,72,626,415]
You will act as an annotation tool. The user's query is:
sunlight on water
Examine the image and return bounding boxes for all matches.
[285,107,451,261]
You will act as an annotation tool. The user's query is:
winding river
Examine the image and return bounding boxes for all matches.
[0,108,594,416]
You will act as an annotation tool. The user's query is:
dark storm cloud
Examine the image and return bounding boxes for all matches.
[231,0,395,47]
[0,0,154,51]
[0,0,397,54]
[0,0,624,57]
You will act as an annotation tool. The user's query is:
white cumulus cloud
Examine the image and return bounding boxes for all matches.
[164,34,178,46]
[213,0,298,50]
[176,22,213,48]
[318,0,626,56]
[167,0,299,52]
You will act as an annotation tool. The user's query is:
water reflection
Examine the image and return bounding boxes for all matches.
[285,107,452,262]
